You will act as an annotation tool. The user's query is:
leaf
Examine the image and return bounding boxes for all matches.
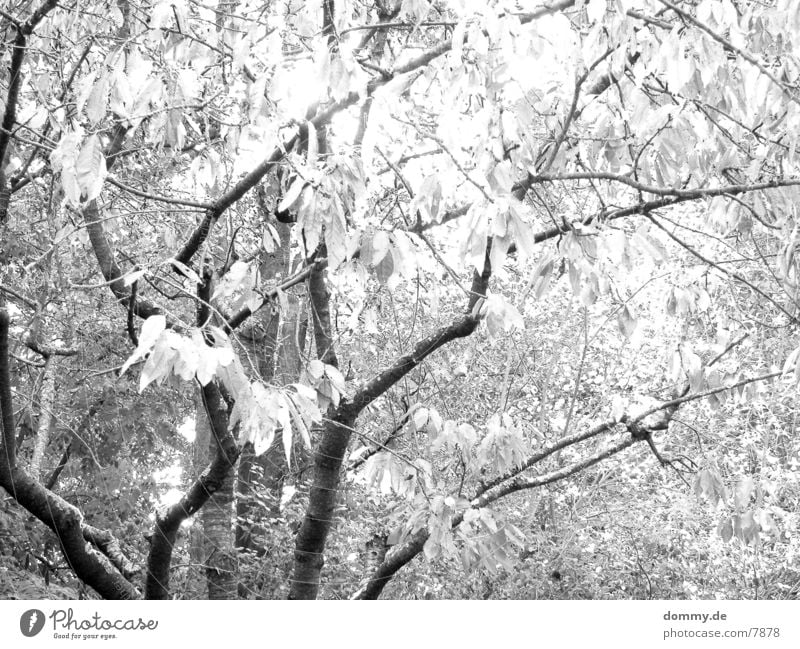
[483,293,524,338]
[325,201,348,269]
[306,121,318,168]
[782,346,800,383]
[278,177,305,213]
[370,230,390,266]
[120,314,166,376]
[195,347,218,386]
[375,248,395,285]
[286,396,312,450]
[587,0,606,23]
[212,260,251,299]
[683,349,703,392]
[718,517,734,542]
[139,336,175,392]
[417,175,442,222]
[306,359,325,380]
[262,224,279,253]
[170,259,202,285]
[617,305,637,339]
[253,425,275,456]
[86,73,109,124]
[734,477,755,510]
[412,407,429,431]
[123,269,147,287]
[325,364,347,395]
[75,134,107,202]
[530,254,555,300]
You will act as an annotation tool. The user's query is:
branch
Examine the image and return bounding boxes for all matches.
[0,309,17,471]
[82,524,139,580]
[351,436,635,599]
[291,248,492,599]
[224,259,321,332]
[353,367,782,599]
[0,282,36,309]
[656,0,800,109]
[145,272,239,599]
[646,213,798,324]
[173,2,579,267]
[145,381,238,599]
[29,356,56,479]
[528,173,800,199]
[0,309,139,598]
[348,249,491,416]
[308,246,338,367]
[106,176,212,209]
[83,199,166,320]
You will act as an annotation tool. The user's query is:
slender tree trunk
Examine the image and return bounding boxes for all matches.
[203,413,238,599]
[30,356,56,479]
[290,256,491,599]
[235,216,298,555]
[188,396,210,567]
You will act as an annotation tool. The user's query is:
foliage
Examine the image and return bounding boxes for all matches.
[0,0,799,600]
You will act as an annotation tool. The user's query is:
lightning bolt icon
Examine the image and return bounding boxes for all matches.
[28,612,38,633]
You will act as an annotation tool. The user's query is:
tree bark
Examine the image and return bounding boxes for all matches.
[235,216,300,558]
[203,422,238,599]
[29,355,56,479]
[289,256,491,599]
[146,381,239,599]
[0,309,139,598]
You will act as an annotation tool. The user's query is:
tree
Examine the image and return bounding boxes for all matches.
[0,0,799,600]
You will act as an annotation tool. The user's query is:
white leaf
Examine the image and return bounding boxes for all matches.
[139,336,174,392]
[286,397,312,450]
[324,364,346,394]
[280,402,293,464]
[371,230,390,266]
[123,269,147,286]
[306,359,325,380]
[86,73,109,124]
[120,314,166,377]
[278,177,305,213]
[170,259,202,284]
[253,426,275,456]
[76,134,107,201]
[196,347,218,386]
[306,121,318,168]
[413,407,429,430]
[782,347,800,382]
[212,260,251,299]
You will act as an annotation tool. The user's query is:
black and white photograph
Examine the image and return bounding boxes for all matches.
[0,0,797,645]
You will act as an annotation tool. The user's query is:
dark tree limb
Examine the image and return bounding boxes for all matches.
[307,247,338,368]
[289,249,492,599]
[44,442,71,490]
[0,309,139,598]
[0,0,59,222]
[82,524,139,579]
[145,268,239,599]
[172,4,578,270]
[145,380,239,599]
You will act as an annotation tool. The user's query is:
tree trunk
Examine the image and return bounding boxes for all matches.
[203,412,238,599]
[30,356,56,479]
[290,257,491,599]
[235,216,299,554]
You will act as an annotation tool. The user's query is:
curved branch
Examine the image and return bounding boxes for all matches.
[352,368,782,599]
[290,247,492,599]
[0,308,139,598]
[173,3,578,268]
